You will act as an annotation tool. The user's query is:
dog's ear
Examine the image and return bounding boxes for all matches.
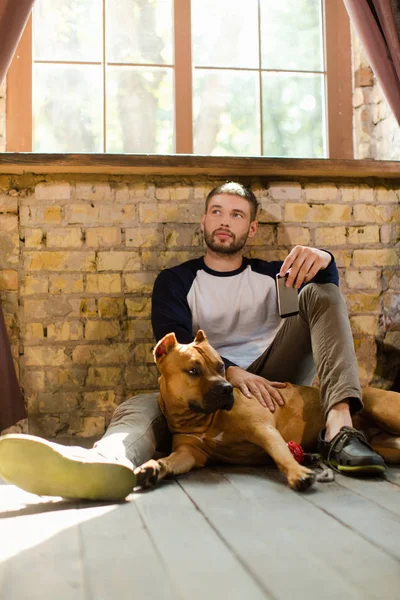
[153,332,178,362]
[194,329,207,344]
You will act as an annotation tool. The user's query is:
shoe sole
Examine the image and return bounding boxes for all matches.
[323,458,387,475]
[0,434,136,501]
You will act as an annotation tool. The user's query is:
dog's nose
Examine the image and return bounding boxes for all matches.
[216,381,233,395]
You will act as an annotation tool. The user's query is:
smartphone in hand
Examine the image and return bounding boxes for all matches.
[276,274,299,318]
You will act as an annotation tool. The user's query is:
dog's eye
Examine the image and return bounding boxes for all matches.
[217,363,225,374]
[187,367,199,376]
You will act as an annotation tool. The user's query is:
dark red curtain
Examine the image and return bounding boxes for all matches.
[0,0,35,87]
[344,0,400,124]
[0,305,25,431]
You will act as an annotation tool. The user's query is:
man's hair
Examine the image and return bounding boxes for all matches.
[205,182,259,221]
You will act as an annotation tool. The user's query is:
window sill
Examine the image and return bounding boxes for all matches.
[0,153,399,179]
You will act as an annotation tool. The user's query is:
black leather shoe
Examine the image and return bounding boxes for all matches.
[318,426,387,475]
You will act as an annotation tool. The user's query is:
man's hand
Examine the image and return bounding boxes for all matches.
[279,246,331,289]
[226,366,286,412]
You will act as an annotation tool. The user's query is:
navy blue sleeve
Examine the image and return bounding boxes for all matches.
[310,251,339,285]
[151,269,194,344]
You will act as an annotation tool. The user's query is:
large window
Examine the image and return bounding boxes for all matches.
[6,0,353,158]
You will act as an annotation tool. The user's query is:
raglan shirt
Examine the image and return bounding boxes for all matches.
[151,256,339,370]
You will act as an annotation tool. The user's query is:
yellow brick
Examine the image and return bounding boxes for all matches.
[194,184,211,201]
[258,202,282,223]
[124,364,158,388]
[353,204,398,223]
[0,232,19,266]
[76,182,111,201]
[315,227,346,246]
[46,228,82,248]
[155,187,171,200]
[132,343,154,363]
[350,315,378,335]
[375,187,399,204]
[73,343,130,365]
[268,182,301,201]
[0,194,18,213]
[97,251,141,271]
[353,249,398,267]
[141,250,194,269]
[85,227,122,247]
[24,228,44,248]
[24,370,46,392]
[125,297,151,318]
[123,319,153,340]
[82,391,117,411]
[346,225,380,244]
[304,184,338,202]
[23,276,48,295]
[67,298,97,318]
[26,251,96,272]
[346,293,380,313]
[48,274,84,294]
[44,206,62,223]
[86,367,121,387]
[125,226,161,248]
[248,249,288,261]
[80,417,106,437]
[340,185,374,203]
[123,272,156,294]
[98,204,136,224]
[345,269,379,289]
[85,320,120,340]
[285,204,350,223]
[246,225,275,246]
[171,186,191,201]
[98,297,124,318]
[35,182,71,201]
[380,224,400,245]
[86,273,122,293]
[0,214,18,232]
[277,226,310,247]
[24,323,45,340]
[0,270,18,290]
[46,368,86,390]
[46,321,84,341]
[25,346,68,367]
[164,225,202,248]
[65,204,99,224]
[332,250,353,268]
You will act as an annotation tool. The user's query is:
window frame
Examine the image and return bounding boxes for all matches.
[6,0,353,159]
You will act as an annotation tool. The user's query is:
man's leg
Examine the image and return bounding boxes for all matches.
[0,392,171,500]
[248,283,386,473]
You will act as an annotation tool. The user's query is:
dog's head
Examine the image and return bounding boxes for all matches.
[154,330,234,425]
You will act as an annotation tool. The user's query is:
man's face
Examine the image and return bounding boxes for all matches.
[201,193,258,255]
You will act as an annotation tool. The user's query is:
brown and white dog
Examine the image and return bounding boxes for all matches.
[134,330,400,491]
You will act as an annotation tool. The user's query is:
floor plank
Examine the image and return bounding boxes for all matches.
[134,478,270,600]
[203,466,400,600]
[79,498,180,600]
[179,467,366,600]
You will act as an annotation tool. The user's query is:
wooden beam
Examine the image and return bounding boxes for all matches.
[174,0,193,153]
[0,154,399,179]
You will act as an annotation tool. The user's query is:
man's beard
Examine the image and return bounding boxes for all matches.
[203,227,249,255]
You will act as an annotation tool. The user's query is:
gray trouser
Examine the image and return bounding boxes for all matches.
[94,283,362,468]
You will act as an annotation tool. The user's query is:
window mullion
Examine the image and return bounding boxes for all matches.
[173,0,193,154]
[6,15,32,152]
[324,0,353,159]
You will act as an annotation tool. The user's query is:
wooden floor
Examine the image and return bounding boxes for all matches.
[1,465,400,600]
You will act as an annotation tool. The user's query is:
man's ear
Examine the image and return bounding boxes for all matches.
[153,332,178,362]
[248,220,258,238]
[194,329,208,344]
[200,213,206,233]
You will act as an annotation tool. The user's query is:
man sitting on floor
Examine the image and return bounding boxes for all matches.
[0,182,385,500]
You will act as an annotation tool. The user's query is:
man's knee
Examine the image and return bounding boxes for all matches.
[299,282,345,315]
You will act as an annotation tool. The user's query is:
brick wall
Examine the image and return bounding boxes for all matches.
[352,31,400,161]
[0,80,5,152]
[0,175,399,438]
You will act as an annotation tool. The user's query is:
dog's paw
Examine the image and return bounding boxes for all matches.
[288,466,316,492]
[134,459,161,490]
